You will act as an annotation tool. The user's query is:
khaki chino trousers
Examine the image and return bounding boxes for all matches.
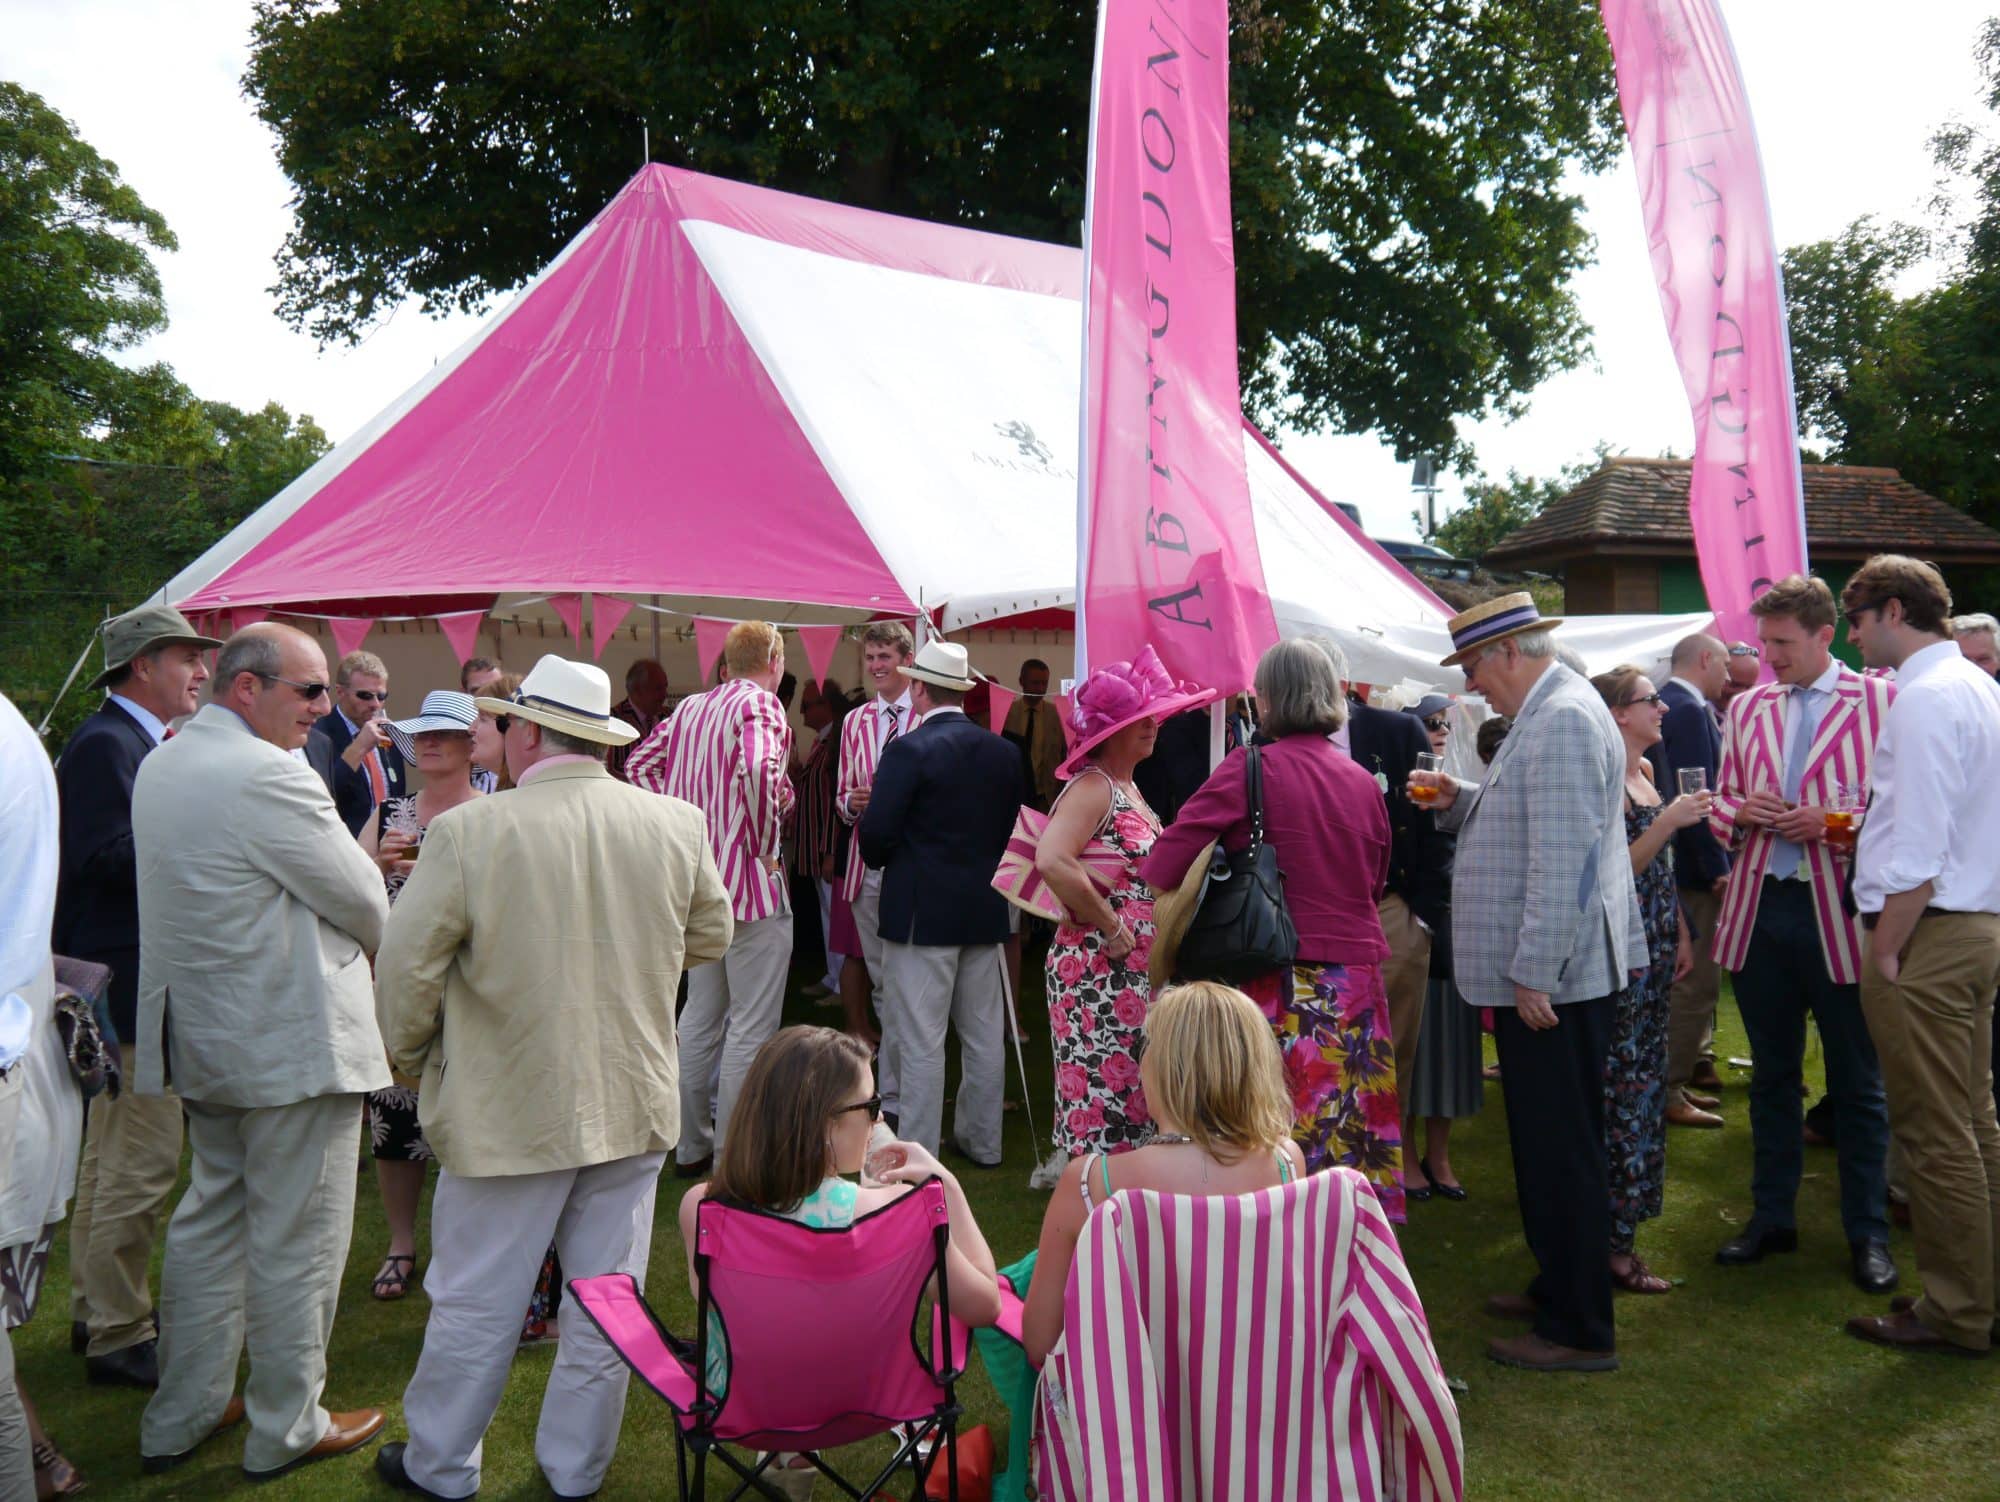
[68,1087,184,1356]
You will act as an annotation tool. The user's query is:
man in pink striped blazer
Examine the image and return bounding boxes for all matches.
[1707,576,1897,1293]
[626,621,795,1174]
[835,621,919,1114]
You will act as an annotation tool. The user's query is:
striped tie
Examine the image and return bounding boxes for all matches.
[364,746,388,803]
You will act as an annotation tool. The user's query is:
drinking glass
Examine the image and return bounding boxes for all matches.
[1411,752,1446,805]
[1824,782,1862,852]
[1677,767,1708,797]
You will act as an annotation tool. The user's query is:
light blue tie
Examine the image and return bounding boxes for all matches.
[1768,685,1816,879]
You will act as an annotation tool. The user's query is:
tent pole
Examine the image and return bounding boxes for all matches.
[650,595,661,661]
[1209,700,1225,771]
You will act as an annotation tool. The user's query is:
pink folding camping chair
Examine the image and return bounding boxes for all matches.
[1031,1167,1464,1501]
[569,1177,968,1501]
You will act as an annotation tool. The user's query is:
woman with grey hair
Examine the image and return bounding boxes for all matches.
[1142,639,1406,1217]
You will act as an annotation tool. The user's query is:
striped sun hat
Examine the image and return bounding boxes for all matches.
[1440,591,1565,668]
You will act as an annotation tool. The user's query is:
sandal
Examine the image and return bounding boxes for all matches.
[1611,1255,1673,1295]
[33,1438,86,1498]
[372,1253,416,1301]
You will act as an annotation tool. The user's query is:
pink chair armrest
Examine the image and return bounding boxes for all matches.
[568,1272,701,1414]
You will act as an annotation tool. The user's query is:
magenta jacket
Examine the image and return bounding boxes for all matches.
[1141,735,1391,966]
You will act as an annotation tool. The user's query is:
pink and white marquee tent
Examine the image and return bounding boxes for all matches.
[162,165,1702,689]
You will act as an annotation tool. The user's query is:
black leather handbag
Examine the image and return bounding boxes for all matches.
[1174,744,1299,983]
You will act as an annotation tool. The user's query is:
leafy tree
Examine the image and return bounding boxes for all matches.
[244,0,1623,459]
[1423,447,1605,559]
[0,82,177,478]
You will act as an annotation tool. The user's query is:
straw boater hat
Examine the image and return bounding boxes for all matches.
[383,690,480,761]
[474,655,638,745]
[1148,844,1217,990]
[1057,644,1217,782]
[87,603,223,691]
[901,639,979,693]
[1439,591,1565,668]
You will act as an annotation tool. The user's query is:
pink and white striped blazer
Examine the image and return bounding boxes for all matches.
[626,679,795,923]
[1033,1168,1463,1502]
[833,696,919,902]
[1708,667,1894,984]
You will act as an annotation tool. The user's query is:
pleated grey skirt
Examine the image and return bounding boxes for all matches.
[1406,976,1485,1120]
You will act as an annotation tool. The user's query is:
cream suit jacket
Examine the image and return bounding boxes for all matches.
[374,759,734,1177]
[132,703,391,1106]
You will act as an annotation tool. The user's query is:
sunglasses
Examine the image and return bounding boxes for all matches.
[350,688,390,703]
[491,713,513,734]
[835,1094,883,1122]
[1727,645,1760,659]
[258,673,329,701]
[1843,601,1885,630]
[1623,693,1665,708]
[1422,716,1448,732]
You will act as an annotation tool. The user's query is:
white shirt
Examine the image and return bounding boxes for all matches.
[1853,640,2000,914]
[0,692,57,1018]
[107,692,169,745]
[876,687,915,751]
[920,705,965,722]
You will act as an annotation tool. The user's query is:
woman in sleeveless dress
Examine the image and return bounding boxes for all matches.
[1592,668,1705,1295]
[1035,648,1214,1163]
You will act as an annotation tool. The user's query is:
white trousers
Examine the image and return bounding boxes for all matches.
[853,873,899,1111]
[677,913,793,1163]
[401,1152,667,1499]
[817,878,843,992]
[0,1326,30,1502]
[140,1092,362,1474]
[880,940,1006,1162]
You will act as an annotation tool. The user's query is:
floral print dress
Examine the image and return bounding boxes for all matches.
[1047,780,1160,1157]
[1606,799,1678,1253]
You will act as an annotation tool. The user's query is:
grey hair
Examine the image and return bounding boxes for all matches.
[1302,633,1350,686]
[1255,638,1347,738]
[214,630,282,690]
[1951,613,2000,640]
[538,725,608,760]
[1477,626,1560,669]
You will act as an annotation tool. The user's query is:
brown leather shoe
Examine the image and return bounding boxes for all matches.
[1486,1333,1618,1372]
[243,1408,386,1481]
[141,1395,249,1474]
[1889,1294,2000,1341]
[1845,1308,1988,1357]
[1690,1059,1725,1092]
[1666,1099,1724,1129]
[1483,1292,1538,1321]
[1683,1089,1722,1110]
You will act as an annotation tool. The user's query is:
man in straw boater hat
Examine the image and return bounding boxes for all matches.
[1411,592,1646,1374]
[373,655,733,1500]
[860,639,1026,1164]
[56,603,218,1390]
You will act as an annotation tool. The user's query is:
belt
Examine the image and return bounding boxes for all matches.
[1859,906,1949,932]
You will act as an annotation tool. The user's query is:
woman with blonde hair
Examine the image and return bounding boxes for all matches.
[1023,982,1305,1366]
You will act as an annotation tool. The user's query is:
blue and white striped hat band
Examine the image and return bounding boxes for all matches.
[1440,592,1565,668]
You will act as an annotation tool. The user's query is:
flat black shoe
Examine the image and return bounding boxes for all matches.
[671,1155,712,1180]
[1421,1157,1467,1202]
[1716,1224,1798,1265]
[375,1442,464,1499]
[1851,1239,1899,1294]
[86,1336,159,1388]
[70,1320,87,1356]
[1405,1181,1434,1203]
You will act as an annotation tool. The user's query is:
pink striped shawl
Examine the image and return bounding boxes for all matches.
[625,679,795,922]
[1708,668,1893,984]
[1033,1168,1463,1502]
[833,696,921,902]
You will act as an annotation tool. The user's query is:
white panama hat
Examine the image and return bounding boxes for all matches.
[474,655,638,745]
[900,639,978,693]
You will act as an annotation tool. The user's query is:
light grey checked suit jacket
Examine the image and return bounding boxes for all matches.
[1439,663,1647,1008]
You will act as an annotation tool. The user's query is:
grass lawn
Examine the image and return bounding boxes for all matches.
[24,964,2000,1500]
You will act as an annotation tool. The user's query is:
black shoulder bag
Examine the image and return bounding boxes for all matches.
[1174,744,1299,984]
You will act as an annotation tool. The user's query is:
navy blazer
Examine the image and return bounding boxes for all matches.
[54,699,157,1039]
[858,710,1025,947]
[306,709,407,837]
[1656,678,1729,888]
[1345,701,1447,929]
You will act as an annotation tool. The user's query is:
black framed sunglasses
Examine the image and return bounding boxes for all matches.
[1422,716,1448,732]
[351,688,390,703]
[1843,600,1886,630]
[257,673,329,701]
[1623,692,1665,709]
[491,713,513,734]
[835,1094,883,1122]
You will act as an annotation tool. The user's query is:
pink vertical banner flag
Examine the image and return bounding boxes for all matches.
[436,610,487,665]
[548,593,585,644]
[1601,0,1807,649]
[590,594,635,659]
[230,605,269,633]
[985,683,1017,734]
[328,616,374,661]
[794,624,843,688]
[692,617,731,686]
[1074,0,1277,693]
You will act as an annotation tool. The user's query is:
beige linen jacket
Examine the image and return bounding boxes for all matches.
[132,703,391,1107]
[375,759,734,1177]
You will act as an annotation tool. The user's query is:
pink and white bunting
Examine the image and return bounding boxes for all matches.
[1074,0,1277,693]
[589,594,635,659]
[692,617,731,687]
[985,682,1017,734]
[1601,0,1807,650]
[794,624,843,689]
[328,617,374,661]
[437,610,488,665]
[548,593,585,644]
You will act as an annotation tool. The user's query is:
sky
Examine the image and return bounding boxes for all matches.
[9,0,1996,541]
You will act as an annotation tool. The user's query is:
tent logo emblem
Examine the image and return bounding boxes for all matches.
[994,420,1053,465]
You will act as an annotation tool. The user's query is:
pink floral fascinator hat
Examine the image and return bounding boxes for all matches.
[1055,644,1218,781]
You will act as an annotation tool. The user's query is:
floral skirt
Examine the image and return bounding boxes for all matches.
[1243,962,1404,1222]
[1047,913,1156,1158]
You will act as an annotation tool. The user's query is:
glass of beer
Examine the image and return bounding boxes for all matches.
[1411,752,1446,805]
[1677,767,1708,797]
[1824,782,1861,852]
